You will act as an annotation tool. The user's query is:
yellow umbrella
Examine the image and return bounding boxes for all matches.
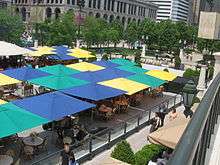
[0,74,21,86]
[145,70,177,81]
[27,46,55,57]
[68,48,95,58]
[66,62,105,72]
[98,78,149,95]
[0,99,7,105]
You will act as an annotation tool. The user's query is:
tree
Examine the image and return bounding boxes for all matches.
[0,9,24,45]
[124,21,139,48]
[34,11,77,46]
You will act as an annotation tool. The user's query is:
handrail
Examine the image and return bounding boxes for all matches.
[168,73,220,165]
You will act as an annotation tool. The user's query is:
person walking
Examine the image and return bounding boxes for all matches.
[159,103,167,126]
[60,143,76,165]
[150,112,161,133]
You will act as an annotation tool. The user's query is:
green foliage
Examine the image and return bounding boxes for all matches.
[124,21,139,47]
[134,144,166,165]
[163,68,169,72]
[111,140,135,164]
[0,9,24,45]
[34,11,77,46]
[193,97,200,105]
[183,68,200,79]
[174,56,181,69]
[101,54,109,60]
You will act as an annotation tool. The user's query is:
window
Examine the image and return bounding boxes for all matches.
[67,0,70,4]
[104,0,106,10]
[111,0,114,11]
[93,0,96,8]
[88,0,92,8]
[97,0,101,9]
[71,0,75,5]
[117,1,119,12]
[120,2,123,13]
[107,0,111,11]
[123,3,126,13]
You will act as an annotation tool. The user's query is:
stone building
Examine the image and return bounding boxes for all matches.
[12,0,158,27]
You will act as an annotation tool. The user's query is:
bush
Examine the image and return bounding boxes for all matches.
[111,140,135,164]
[183,68,200,79]
[134,144,166,165]
[101,54,109,60]
[163,68,169,72]
[193,97,200,105]
[174,55,181,69]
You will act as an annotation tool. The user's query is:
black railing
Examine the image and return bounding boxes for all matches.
[31,94,182,165]
[168,73,220,165]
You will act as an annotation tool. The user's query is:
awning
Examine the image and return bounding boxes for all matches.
[110,58,137,66]
[0,99,7,105]
[98,78,149,95]
[117,65,148,74]
[92,61,120,68]
[28,75,89,90]
[49,45,76,60]
[67,62,105,72]
[146,70,177,81]
[47,54,76,61]
[127,74,166,88]
[13,92,96,121]
[72,68,134,83]
[38,64,80,76]
[27,46,55,57]
[61,84,126,101]
[0,103,48,138]
[1,67,50,81]
[0,73,21,86]
[68,48,95,58]
[0,41,32,56]
[148,113,190,149]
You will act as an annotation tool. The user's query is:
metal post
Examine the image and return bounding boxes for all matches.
[174,96,176,107]
[89,135,92,153]
[137,116,140,127]
[148,110,152,120]
[108,130,111,143]
[124,122,127,134]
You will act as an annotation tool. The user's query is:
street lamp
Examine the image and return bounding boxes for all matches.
[182,80,197,118]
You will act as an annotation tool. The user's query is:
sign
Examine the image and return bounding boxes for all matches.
[198,12,220,40]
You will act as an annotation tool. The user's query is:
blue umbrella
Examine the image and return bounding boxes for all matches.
[13,91,96,121]
[62,83,126,101]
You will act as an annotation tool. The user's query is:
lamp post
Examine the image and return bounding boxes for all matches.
[76,0,85,47]
[182,80,197,118]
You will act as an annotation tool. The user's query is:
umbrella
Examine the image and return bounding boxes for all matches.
[0,103,48,138]
[148,113,190,149]
[127,74,166,88]
[38,64,80,76]
[28,75,89,90]
[98,78,149,95]
[67,62,105,72]
[92,61,120,68]
[0,73,21,86]
[72,68,134,83]
[110,58,137,66]
[61,83,126,101]
[1,67,50,81]
[47,54,76,61]
[27,46,55,57]
[146,70,177,81]
[68,48,94,58]
[13,92,96,121]
[117,65,149,74]
[0,41,32,56]
[49,45,76,61]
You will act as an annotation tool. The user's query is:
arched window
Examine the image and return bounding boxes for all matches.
[103,14,108,20]
[95,13,101,18]
[55,8,61,19]
[21,7,26,21]
[46,7,52,19]
[109,15,114,23]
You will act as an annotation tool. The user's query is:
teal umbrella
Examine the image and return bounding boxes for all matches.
[28,75,89,90]
[127,74,166,88]
[117,65,148,74]
[110,58,137,66]
[38,64,80,76]
[0,103,48,138]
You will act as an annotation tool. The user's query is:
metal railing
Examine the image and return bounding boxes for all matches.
[168,73,220,165]
[31,94,182,165]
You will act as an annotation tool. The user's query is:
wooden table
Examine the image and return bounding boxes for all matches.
[0,155,13,165]
[23,136,44,147]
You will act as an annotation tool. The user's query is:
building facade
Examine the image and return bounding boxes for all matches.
[11,0,158,27]
[0,0,11,8]
[149,0,190,22]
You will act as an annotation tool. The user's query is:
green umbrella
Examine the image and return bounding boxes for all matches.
[28,75,89,90]
[110,58,137,66]
[0,103,48,138]
[38,64,80,76]
[117,65,149,74]
[127,74,166,88]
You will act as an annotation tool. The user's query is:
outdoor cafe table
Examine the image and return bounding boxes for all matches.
[0,155,13,165]
[23,136,44,147]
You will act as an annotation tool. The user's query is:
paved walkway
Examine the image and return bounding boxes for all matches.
[83,105,185,165]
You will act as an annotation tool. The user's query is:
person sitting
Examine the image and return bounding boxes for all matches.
[60,143,76,165]
[169,108,178,120]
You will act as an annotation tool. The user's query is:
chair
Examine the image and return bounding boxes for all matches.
[23,146,34,160]
[37,138,48,152]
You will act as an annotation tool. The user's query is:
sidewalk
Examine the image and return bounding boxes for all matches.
[83,105,185,165]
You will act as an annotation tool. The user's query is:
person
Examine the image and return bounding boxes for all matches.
[60,143,76,165]
[169,108,178,120]
[159,104,167,126]
[150,112,161,133]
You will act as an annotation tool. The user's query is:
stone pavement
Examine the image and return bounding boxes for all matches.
[83,105,185,165]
